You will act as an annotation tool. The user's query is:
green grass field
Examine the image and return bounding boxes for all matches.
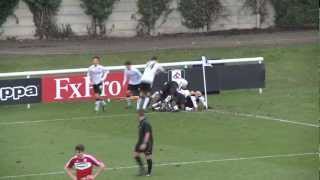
[0,43,318,180]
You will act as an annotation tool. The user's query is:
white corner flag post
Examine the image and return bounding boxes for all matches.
[201,56,211,110]
[26,75,31,109]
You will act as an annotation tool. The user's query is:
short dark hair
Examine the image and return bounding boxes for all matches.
[92,56,101,61]
[75,144,85,152]
[124,61,131,65]
[150,56,157,61]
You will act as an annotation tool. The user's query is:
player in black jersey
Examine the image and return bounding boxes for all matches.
[133,111,154,176]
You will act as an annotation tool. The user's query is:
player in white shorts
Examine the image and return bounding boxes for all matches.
[87,56,109,112]
[123,61,142,108]
[138,56,165,111]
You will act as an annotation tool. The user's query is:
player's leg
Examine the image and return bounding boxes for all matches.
[137,83,151,111]
[177,93,186,111]
[185,96,195,111]
[195,91,207,110]
[133,151,146,176]
[94,94,100,112]
[138,94,149,111]
[94,83,105,112]
[93,84,101,112]
[137,83,144,110]
[137,90,145,111]
[128,85,140,108]
[137,96,142,110]
[144,145,153,176]
[126,88,132,108]
[142,92,150,110]
[98,83,106,111]
[145,155,152,176]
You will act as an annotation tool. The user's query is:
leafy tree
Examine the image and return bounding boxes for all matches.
[137,0,172,35]
[0,0,19,28]
[178,0,223,31]
[270,0,318,27]
[24,0,62,39]
[80,0,118,36]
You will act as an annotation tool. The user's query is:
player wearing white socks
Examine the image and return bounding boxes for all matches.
[123,61,142,108]
[87,56,109,112]
[138,56,165,111]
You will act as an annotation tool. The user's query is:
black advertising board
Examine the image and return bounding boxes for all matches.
[0,78,42,105]
[216,64,265,90]
[153,63,265,93]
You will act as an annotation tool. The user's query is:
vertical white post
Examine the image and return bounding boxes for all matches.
[201,56,208,110]
[258,59,263,94]
[26,75,31,109]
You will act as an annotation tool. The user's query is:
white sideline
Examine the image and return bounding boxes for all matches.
[210,109,319,128]
[0,152,316,179]
[0,110,318,128]
[0,113,142,126]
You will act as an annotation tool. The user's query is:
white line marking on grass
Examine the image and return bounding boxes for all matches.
[0,152,316,179]
[0,112,150,126]
[0,109,318,129]
[209,109,319,128]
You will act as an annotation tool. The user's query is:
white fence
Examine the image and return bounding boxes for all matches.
[0,57,264,78]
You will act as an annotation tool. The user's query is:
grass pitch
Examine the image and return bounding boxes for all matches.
[0,43,318,180]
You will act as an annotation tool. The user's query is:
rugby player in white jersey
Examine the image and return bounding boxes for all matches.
[123,61,142,108]
[87,56,109,112]
[137,56,165,111]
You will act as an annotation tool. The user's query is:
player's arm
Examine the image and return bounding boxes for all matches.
[190,95,198,110]
[92,161,106,179]
[143,132,150,144]
[136,68,142,77]
[158,64,165,73]
[64,162,77,180]
[102,66,110,82]
[87,157,106,179]
[122,69,128,86]
[87,69,93,85]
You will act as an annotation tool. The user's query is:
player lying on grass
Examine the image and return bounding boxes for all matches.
[123,61,142,108]
[87,56,109,112]
[65,144,106,180]
[137,56,165,111]
[183,90,207,111]
[151,78,206,112]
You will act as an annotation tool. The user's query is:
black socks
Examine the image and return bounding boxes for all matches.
[147,159,152,174]
[135,156,143,167]
[135,157,152,175]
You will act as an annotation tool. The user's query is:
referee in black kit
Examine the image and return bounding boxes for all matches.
[133,110,154,176]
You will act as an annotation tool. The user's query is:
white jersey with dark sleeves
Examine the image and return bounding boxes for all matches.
[87,64,109,85]
[140,60,164,85]
[124,67,142,85]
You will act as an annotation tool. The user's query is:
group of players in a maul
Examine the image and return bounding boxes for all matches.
[65,56,207,180]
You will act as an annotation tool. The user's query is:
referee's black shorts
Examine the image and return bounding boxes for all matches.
[134,142,153,155]
[128,84,140,96]
[93,83,102,94]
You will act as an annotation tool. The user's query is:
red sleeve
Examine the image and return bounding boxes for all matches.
[88,155,102,166]
[65,157,75,168]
